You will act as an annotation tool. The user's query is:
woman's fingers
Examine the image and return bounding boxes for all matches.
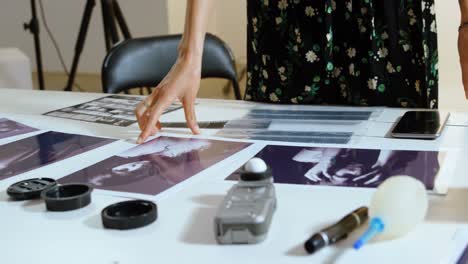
[137,93,173,144]
[135,90,158,131]
[150,121,162,136]
[462,61,468,99]
[304,167,320,182]
[322,170,332,180]
[182,95,200,135]
[459,30,468,99]
[135,104,146,131]
[137,106,163,144]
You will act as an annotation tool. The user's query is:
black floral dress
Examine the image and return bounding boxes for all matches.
[245,0,438,108]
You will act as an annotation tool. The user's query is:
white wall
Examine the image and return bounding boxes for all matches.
[215,1,247,64]
[0,0,169,73]
[437,0,460,84]
[435,0,467,109]
[166,0,246,63]
[167,1,219,35]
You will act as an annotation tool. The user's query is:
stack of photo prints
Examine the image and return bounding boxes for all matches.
[216,108,375,144]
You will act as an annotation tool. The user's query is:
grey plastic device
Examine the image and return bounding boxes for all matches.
[215,158,277,244]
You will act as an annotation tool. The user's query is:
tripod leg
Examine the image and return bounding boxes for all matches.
[101,0,120,49]
[113,0,132,39]
[114,0,137,94]
[64,0,96,92]
[27,0,45,90]
[101,0,112,51]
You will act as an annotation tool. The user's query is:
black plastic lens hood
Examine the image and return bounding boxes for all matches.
[41,183,93,211]
[102,200,157,230]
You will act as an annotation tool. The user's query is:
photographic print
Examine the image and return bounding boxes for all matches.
[216,130,352,144]
[58,136,251,196]
[44,95,182,127]
[0,118,38,140]
[458,244,468,264]
[247,109,373,121]
[226,145,445,190]
[0,131,115,180]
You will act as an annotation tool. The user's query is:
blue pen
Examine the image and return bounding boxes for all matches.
[353,217,385,250]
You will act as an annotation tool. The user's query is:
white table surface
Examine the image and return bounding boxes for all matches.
[0,88,467,264]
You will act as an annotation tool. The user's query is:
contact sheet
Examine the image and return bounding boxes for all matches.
[44,95,182,127]
[215,106,379,144]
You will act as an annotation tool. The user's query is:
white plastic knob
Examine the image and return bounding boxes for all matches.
[244,158,267,173]
[369,176,428,240]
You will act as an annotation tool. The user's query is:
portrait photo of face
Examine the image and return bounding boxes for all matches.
[0,131,115,180]
[0,118,37,140]
[226,145,445,190]
[59,136,251,196]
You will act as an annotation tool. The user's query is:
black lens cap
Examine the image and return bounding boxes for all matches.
[102,200,157,230]
[240,168,273,181]
[7,178,57,200]
[41,184,93,212]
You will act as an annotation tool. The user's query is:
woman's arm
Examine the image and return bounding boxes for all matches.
[136,0,215,144]
[459,0,468,99]
[460,0,468,22]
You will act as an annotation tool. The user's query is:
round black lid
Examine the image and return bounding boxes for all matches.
[41,183,93,212]
[7,178,57,200]
[102,200,157,230]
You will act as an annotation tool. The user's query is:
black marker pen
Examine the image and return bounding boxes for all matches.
[304,206,368,254]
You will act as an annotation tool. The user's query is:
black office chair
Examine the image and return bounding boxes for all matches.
[101,33,242,99]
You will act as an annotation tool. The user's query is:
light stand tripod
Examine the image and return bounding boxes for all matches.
[25,0,132,91]
[24,0,45,90]
[64,0,132,91]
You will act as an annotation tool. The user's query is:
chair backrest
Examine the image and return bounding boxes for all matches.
[102,33,241,99]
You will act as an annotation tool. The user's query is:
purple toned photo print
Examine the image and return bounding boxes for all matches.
[0,118,38,140]
[226,145,445,190]
[458,244,468,264]
[0,131,115,181]
[58,136,250,196]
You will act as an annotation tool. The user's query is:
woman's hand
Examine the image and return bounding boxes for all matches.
[304,160,333,182]
[134,0,215,144]
[135,55,202,144]
[459,27,468,99]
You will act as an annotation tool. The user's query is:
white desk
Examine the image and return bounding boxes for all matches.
[0,89,467,264]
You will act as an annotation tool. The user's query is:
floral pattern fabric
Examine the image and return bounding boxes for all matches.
[245,0,438,108]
